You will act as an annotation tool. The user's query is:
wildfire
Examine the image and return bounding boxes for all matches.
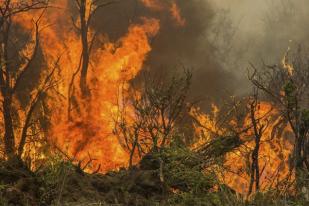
[8,0,162,171]
[140,0,164,10]
[191,102,294,194]
[140,0,186,26]
[49,17,160,172]
[5,0,296,196]
[282,47,294,76]
[51,18,160,171]
[170,2,186,26]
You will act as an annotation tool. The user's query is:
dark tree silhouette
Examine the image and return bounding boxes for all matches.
[114,71,191,167]
[0,0,57,162]
[249,48,309,191]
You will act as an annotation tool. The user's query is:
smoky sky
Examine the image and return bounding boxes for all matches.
[69,0,309,109]
[208,0,309,93]
[88,0,238,110]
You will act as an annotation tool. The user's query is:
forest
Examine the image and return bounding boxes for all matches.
[0,0,308,205]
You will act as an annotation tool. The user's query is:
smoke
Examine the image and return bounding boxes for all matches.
[207,0,309,93]
[67,0,309,108]
[88,0,238,109]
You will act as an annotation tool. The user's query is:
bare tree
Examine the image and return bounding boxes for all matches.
[190,93,289,194]
[0,0,57,162]
[114,71,191,166]
[70,0,116,97]
[67,0,116,121]
[249,47,309,191]
[113,85,143,168]
[247,89,270,196]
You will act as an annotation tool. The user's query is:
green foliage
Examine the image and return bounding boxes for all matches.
[284,81,297,107]
[166,188,309,206]
[284,81,296,95]
[39,155,74,186]
[36,155,76,205]
[151,142,308,206]
[248,190,309,206]
[201,135,243,158]
[167,184,244,206]
[155,144,214,195]
[167,192,217,206]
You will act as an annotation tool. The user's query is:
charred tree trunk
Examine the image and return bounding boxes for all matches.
[0,1,48,161]
[294,120,308,190]
[129,137,138,168]
[286,95,306,191]
[79,0,90,97]
[248,99,264,196]
[2,96,15,158]
[248,138,261,195]
[0,20,16,159]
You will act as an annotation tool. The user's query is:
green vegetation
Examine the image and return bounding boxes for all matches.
[0,141,307,205]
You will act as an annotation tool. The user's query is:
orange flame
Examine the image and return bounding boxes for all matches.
[2,1,297,195]
[10,0,161,171]
[191,102,294,194]
[140,0,186,26]
[140,0,164,10]
[170,2,186,26]
[50,18,160,172]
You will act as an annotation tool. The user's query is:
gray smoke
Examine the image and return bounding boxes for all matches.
[87,0,309,109]
[207,0,309,94]
[89,0,238,110]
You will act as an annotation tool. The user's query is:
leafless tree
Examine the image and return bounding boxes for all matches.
[0,0,58,162]
[113,85,143,168]
[69,0,116,97]
[67,0,116,120]
[247,89,270,196]
[249,47,309,190]
[114,71,191,166]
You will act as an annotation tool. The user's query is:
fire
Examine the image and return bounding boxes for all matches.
[140,0,186,26]
[8,0,162,171]
[190,104,224,149]
[140,0,164,10]
[0,0,300,195]
[49,17,160,171]
[282,47,294,76]
[170,2,186,26]
[191,102,294,194]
